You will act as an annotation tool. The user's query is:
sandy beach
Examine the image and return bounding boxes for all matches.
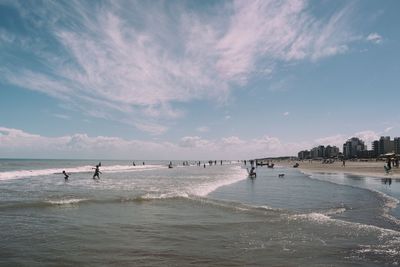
[277,160,400,179]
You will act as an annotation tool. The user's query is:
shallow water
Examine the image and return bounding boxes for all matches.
[0,159,399,266]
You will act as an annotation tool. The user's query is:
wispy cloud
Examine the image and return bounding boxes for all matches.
[196,126,210,133]
[0,0,360,134]
[283,111,290,116]
[384,126,393,133]
[314,130,381,149]
[366,32,383,44]
[53,114,71,120]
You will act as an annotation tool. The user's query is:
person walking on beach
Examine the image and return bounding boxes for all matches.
[62,170,69,181]
[342,160,346,167]
[92,164,102,180]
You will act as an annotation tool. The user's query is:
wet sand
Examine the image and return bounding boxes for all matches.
[277,160,400,179]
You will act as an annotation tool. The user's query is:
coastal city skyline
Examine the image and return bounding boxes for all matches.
[1,0,400,159]
[298,135,400,160]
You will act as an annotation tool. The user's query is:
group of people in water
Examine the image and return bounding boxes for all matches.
[62,162,103,181]
[60,160,240,181]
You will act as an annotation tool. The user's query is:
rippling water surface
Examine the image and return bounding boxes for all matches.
[0,159,399,266]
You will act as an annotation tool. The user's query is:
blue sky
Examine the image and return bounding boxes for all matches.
[0,0,399,159]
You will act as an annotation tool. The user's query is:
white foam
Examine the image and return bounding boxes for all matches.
[323,207,347,215]
[189,166,248,196]
[0,165,94,180]
[289,212,400,236]
[300,170,400,226]
[140,192,189,200]
[47,198,87,205]
[0,164,165,181]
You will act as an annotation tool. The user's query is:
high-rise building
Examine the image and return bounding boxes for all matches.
[298,150,310,160]
[394,137,400,155]
[343,137,365,159]
[372,140,379,157]
[325,145,339,158]
[378,136,394,155]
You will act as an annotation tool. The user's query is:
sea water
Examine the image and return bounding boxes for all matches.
[0,159,399,266]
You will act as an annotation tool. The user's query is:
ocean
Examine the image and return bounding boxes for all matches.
[0,159,399,266]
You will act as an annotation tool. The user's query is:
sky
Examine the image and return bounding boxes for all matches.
[0,0,399,159]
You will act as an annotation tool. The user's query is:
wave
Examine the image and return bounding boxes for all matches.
[189,166,248,196]
[0,164,165,181]
[46,198,88,205]
[288,210,400,265]
[301,170,400,226]
[289,209,400,235]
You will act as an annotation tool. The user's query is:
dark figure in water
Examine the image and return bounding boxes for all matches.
[244,160,247,165]
[143,162,145,165]
[98,162,102,167]
[220,160,223,165]
[132,161,136,166]
[93,165,102,179]
[203,163,206,168]
[387,158,392,170]
[248,167,256,178]
[62,170,69,181]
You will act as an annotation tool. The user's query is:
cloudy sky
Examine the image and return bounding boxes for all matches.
[0,0,399,159]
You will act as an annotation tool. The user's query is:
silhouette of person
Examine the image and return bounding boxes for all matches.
[93,165,101,179]
[62,170,69,181]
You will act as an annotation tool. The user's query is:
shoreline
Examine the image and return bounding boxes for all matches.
[276,160,400,179]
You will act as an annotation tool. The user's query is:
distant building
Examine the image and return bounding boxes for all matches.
[310,147,319,159]
[325,145,339,158]
[372,140,379,158]
[343,137,365,159]
[298,150,310,160]
[298,145,339,160]
[378,136,394,155]
[357,150,375,159]
[394,137,400,155]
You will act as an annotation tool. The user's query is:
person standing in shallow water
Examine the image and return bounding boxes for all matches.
[92,165,101,180]
[62,170,69,181]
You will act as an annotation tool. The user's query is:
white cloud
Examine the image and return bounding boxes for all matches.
[354,130,379,145]
[221,136,245,146]
[0,0,359,134]
[196,126,210,133]
[0,127,305,159]
[134,122,168,136]
[315,134,346,148]
[2,126,395,159]
[314,130,381,149]
[53,114,70,120]
[366,32,382,44]
[384,126,393,133]
[283,111,290,116]
[179,136,212,149]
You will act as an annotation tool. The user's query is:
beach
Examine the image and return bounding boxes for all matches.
[277,159,400,179]
[1,159,400,266]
